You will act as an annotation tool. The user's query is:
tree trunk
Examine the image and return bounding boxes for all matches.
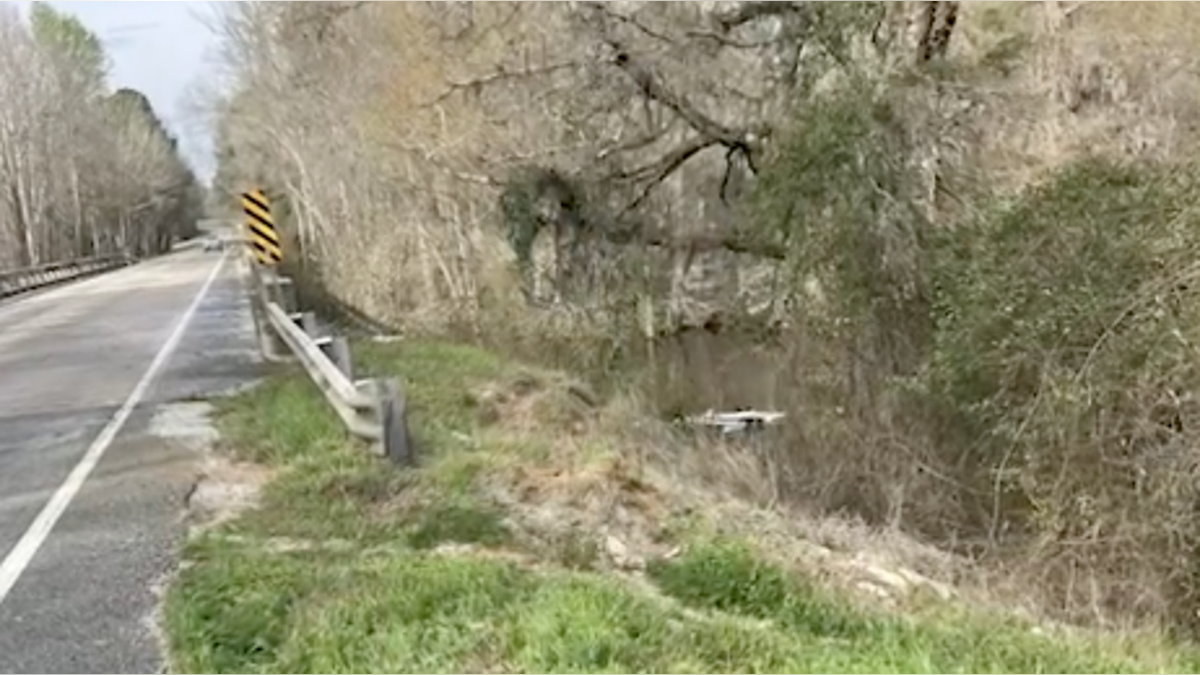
[70,160,86,255]
[13,152,36,265]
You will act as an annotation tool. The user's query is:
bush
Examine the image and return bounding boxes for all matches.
[756,83,1200,632]
[926,157,1200,630]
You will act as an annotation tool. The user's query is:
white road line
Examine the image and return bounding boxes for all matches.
[0,250,229,606]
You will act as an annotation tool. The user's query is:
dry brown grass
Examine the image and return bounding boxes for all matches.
[443,365,972,613]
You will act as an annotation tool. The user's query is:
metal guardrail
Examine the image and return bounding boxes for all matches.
[244,255,415,464]
[0,255,131,299]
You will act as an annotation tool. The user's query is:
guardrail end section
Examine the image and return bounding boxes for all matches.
[380,378,415,466]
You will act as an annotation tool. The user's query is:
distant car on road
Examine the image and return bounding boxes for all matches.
[202,237,224,252]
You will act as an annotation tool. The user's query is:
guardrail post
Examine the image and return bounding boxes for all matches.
[299,310,319,336]
[328,336,353,378]
[273,276,298,314]
[378,378,414,466]
[243,262,417,467]
[298,310,353,377]
[247,263,290,362]
[283,279,298,313]
[262,271,280,306]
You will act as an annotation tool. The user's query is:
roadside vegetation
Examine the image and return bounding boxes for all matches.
[181,0,1200,668]
[166,339,1200,674]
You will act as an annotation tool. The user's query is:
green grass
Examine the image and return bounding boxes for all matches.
[164,339,1200,674]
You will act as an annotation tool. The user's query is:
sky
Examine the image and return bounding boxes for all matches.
[5,1,223,181]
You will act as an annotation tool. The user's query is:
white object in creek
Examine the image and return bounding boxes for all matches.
[686,409,786,435]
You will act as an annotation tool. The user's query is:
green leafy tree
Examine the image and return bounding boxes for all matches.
[104,88,205,254]
[29,1,107,95]
[24,2,109,256]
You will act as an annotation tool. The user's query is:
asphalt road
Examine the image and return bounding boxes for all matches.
[0,248,264,674]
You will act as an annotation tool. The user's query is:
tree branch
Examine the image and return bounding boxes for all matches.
[578,3,769,172]
[595,123,681,161]
[590,4,675,44]
[612,136,719,215]
[606,135,715,183]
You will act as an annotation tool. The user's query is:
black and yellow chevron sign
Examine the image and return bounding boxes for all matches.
[242,189,282,265]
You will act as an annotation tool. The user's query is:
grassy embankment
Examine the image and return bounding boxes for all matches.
[163,339,1200,674]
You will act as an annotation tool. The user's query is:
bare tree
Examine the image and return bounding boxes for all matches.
[0,3,203,270]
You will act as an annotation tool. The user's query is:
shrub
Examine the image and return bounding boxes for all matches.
[926,157,1200,630]
[756,81,1200,631]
